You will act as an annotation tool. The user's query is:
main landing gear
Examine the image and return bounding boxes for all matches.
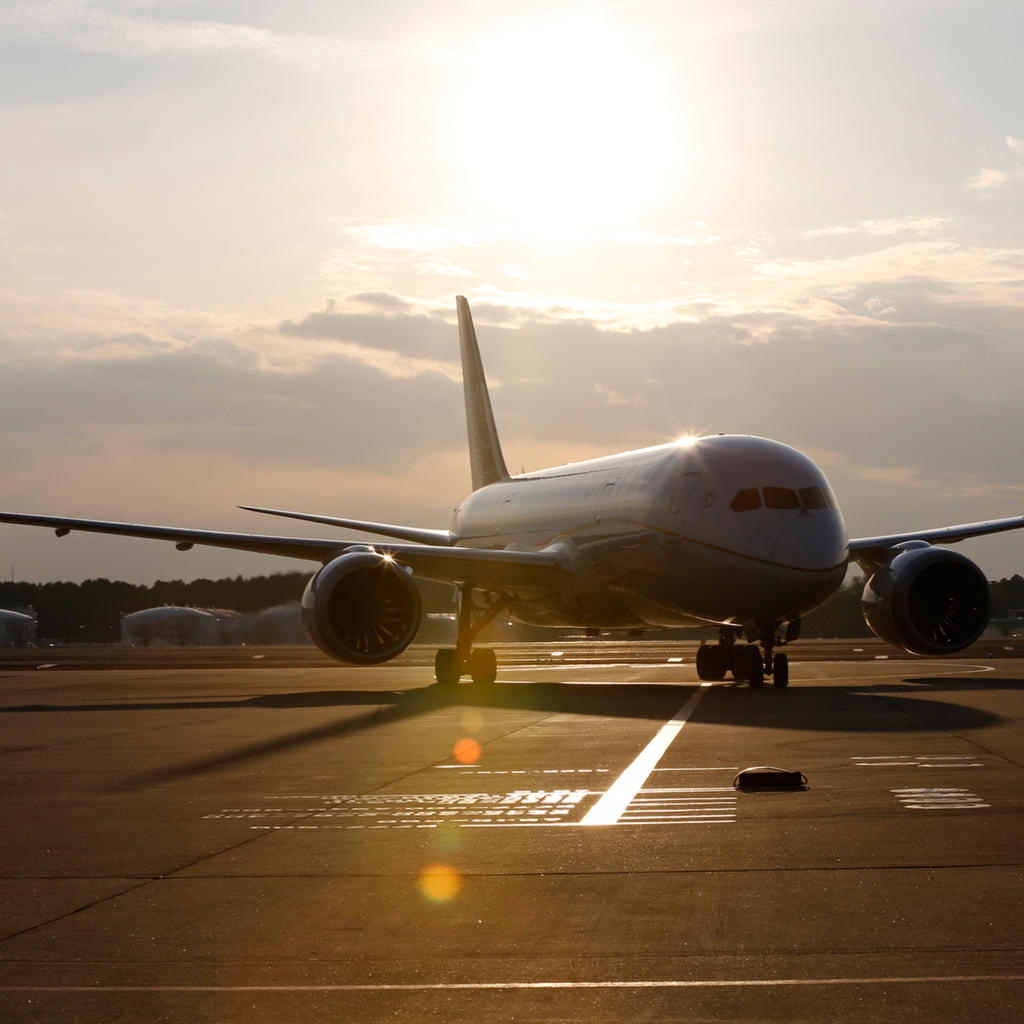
[434,584,511,687]
[695,624,794,688]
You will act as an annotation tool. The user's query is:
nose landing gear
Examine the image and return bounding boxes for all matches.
[434,584,510,687]
[695,620,797,688]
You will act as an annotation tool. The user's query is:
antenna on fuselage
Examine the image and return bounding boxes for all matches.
[456,295,510,492]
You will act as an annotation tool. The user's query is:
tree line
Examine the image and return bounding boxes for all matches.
[0,573,455,644]
[1,571,1023,644]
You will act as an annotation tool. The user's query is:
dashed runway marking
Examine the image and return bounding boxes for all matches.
[892,788,990,810]
[206,790,593,829]
[432,767,612,774]
[205,783,741,829]
[853,755,984,768]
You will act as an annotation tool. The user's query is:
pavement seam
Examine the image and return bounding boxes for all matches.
[866,691,1024,771]
[0,878,155,947]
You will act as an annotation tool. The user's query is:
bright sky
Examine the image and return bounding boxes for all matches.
[1,0,1024,584]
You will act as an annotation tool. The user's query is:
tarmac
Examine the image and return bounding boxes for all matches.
[0,644,1022,1022]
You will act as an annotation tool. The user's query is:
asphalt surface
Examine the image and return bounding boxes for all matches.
[1,646,1022,1022]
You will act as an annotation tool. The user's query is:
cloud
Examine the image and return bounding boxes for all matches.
[1007,136,1024,153]
[804,217,949,237]
[3,271,1024,583]
[503,264,531,280]
[348,292,412,313]
[278,308,459,365]
[751,240,1024,312]
[967,168,1010,189]
[0,1,369,70]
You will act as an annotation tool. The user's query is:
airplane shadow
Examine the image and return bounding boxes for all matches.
[0,673,1008,787]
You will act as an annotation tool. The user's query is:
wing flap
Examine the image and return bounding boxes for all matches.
[238,505,455,546]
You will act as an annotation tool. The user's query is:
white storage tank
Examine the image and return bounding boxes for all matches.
[0,608,36,647]
[121,606,219,647]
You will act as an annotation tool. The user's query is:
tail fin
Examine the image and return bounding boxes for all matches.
[457,295,510,491]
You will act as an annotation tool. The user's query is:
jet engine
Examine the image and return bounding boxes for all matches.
[301,550,422,665]
[861,543,990,656]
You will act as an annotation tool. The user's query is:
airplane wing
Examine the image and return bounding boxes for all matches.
[238,505,456,546]
[0,511,569,591]
[849,514,1024,559]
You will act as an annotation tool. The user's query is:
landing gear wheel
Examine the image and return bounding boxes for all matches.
[746,645,764,688]
[701,644,727,680]
[696,645,712,680]
[434,648,462,686]
[468,647,497,685]
[772,652,789,688]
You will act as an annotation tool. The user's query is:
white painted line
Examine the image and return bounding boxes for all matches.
[7,975,1024,991]
[637,787,734,793]
[581,683,712,826]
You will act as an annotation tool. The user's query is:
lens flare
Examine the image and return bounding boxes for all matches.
[461,710,484,733]
[418,863,463,902]
[453,737,481,764]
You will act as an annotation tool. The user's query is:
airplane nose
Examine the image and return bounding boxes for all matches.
[771,520,845,570]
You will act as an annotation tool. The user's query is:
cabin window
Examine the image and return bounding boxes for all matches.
[799,486,828,510]
[730,488,761,512]
[763,486,800,510]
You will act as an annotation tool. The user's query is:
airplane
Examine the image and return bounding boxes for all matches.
[2,295,1022,689]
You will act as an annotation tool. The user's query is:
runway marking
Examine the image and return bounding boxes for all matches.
[209,790,595,829]
[433,768,610,775]
[7,975,1024,992]
[581,682,713,826]
[853,755,984,768]
[210,781,738,830]
[618,788,737,825]
[892,787,990,809]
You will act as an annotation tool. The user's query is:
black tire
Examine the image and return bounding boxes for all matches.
[696,645,711,680]
[729,645,749,681]
[705,645,726,680]
[434,648,462,686]
[773,652,789,688]
[746,645,765,688]
[469,647,497,685]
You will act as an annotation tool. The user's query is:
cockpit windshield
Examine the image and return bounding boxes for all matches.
[730,485,839,513]
[729,488,761,513]
[763,487,800,510]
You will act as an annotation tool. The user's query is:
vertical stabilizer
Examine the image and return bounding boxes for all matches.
[457,296,510,491]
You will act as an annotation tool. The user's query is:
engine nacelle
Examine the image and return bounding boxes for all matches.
[862,544,990,656]
[301,550,422,665]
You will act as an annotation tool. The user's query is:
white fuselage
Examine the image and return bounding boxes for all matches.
[450,435,849,630]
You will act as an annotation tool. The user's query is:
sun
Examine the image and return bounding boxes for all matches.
[441,14,685,228]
